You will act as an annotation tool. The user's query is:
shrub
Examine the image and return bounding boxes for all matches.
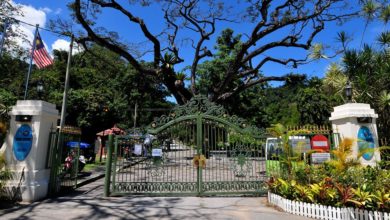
[267,136,390,212]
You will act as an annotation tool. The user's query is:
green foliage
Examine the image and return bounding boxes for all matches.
[323,42,390,139]
[269,168,390,212]
[372,190,390,211]
[268,132,390,212]
[327,138,360,173]
[0,46,171,143]
[0,153,12,199]
[267,123,310,179]
[0,122,7,148]
[229,132,262,146]
[293,183,314,203]
[349,185,374,209]
[296,86,332,125]
[334,183,354,206]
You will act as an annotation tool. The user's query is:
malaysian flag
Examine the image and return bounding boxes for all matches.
[32,31,53,69]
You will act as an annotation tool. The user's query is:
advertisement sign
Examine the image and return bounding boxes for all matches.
[13,124,33,161]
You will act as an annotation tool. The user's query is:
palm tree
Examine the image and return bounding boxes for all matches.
[323,63,348,100]
[361,1,378,48]
[380,5,390,26]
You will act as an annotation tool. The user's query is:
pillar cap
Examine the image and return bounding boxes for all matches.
[9,100,59,117]
[329,103,378,121]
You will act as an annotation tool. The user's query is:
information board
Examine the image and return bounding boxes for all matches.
[152,148,162,157]
[311,153,331,164]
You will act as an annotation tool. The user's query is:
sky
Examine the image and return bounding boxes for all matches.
[4,0,388,81]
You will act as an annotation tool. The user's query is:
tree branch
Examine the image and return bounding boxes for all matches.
[91,0,161,68]
[74,0,155,75]
[216,75,288,101]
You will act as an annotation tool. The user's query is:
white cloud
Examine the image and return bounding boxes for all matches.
[9,0,48,50]
[40,7,52,14]
[52,39,83,55]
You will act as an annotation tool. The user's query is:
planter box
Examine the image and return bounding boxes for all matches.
[268,192,390,220]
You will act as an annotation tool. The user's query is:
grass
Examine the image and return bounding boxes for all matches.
[83,162,104,172]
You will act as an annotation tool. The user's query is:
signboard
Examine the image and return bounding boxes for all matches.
[13,124,33,161]
[311,135,330,152]
[152,148,162,157]
[289,137,311,153]
[357,126,375,161]
[134,144,142,155]
[311,153,331,164]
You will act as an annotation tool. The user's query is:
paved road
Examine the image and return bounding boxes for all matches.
[0,178,311,220]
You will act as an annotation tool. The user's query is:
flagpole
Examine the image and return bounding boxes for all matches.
[59,34,74,130]
[0,18,9,58]
[24,24,39,100]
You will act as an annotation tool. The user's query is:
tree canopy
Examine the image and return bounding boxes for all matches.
[0,45,172,142]
[50,0,386,105]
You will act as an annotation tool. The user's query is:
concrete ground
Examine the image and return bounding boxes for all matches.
[0,178,312,220]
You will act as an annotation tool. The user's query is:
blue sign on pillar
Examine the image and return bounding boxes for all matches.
[357,126,375,161]
[13,124,33,161]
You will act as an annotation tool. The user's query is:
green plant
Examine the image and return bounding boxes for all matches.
[266,177,279,193]
[371,190,390,211]
[161,52,176,69]
[309,180,337,205]
[349,185,374,209]
[175,72,186,81]
[293,184,314,203]
[0,121,7,147]
[334,183,354,207]
[267,123,309,179]
[327,138,361,173]
[0,153,12,199]
[276,178,295,199]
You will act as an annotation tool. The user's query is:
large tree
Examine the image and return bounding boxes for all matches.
[49,0,378,105]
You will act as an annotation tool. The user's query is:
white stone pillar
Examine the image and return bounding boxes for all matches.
[329,103,381,166]
[1,100,58,202]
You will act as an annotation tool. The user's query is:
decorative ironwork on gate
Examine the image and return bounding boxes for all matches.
[105,95,267,196]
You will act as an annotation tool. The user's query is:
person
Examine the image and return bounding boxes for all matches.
[78,155,86,171]
[143,134,154,156]
[63,152,75,178]
[78,150,87,171]
[64,153,73,171]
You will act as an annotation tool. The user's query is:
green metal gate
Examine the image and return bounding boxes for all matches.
[105,96,267,196]
[48,126,82,196]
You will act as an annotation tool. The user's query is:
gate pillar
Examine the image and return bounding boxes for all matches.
[1,100,59,202]
[329,103,380,166]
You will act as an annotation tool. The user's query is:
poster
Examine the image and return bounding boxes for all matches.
[134,144,142,155]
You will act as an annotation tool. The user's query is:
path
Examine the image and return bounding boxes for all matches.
[0,178,312,220]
